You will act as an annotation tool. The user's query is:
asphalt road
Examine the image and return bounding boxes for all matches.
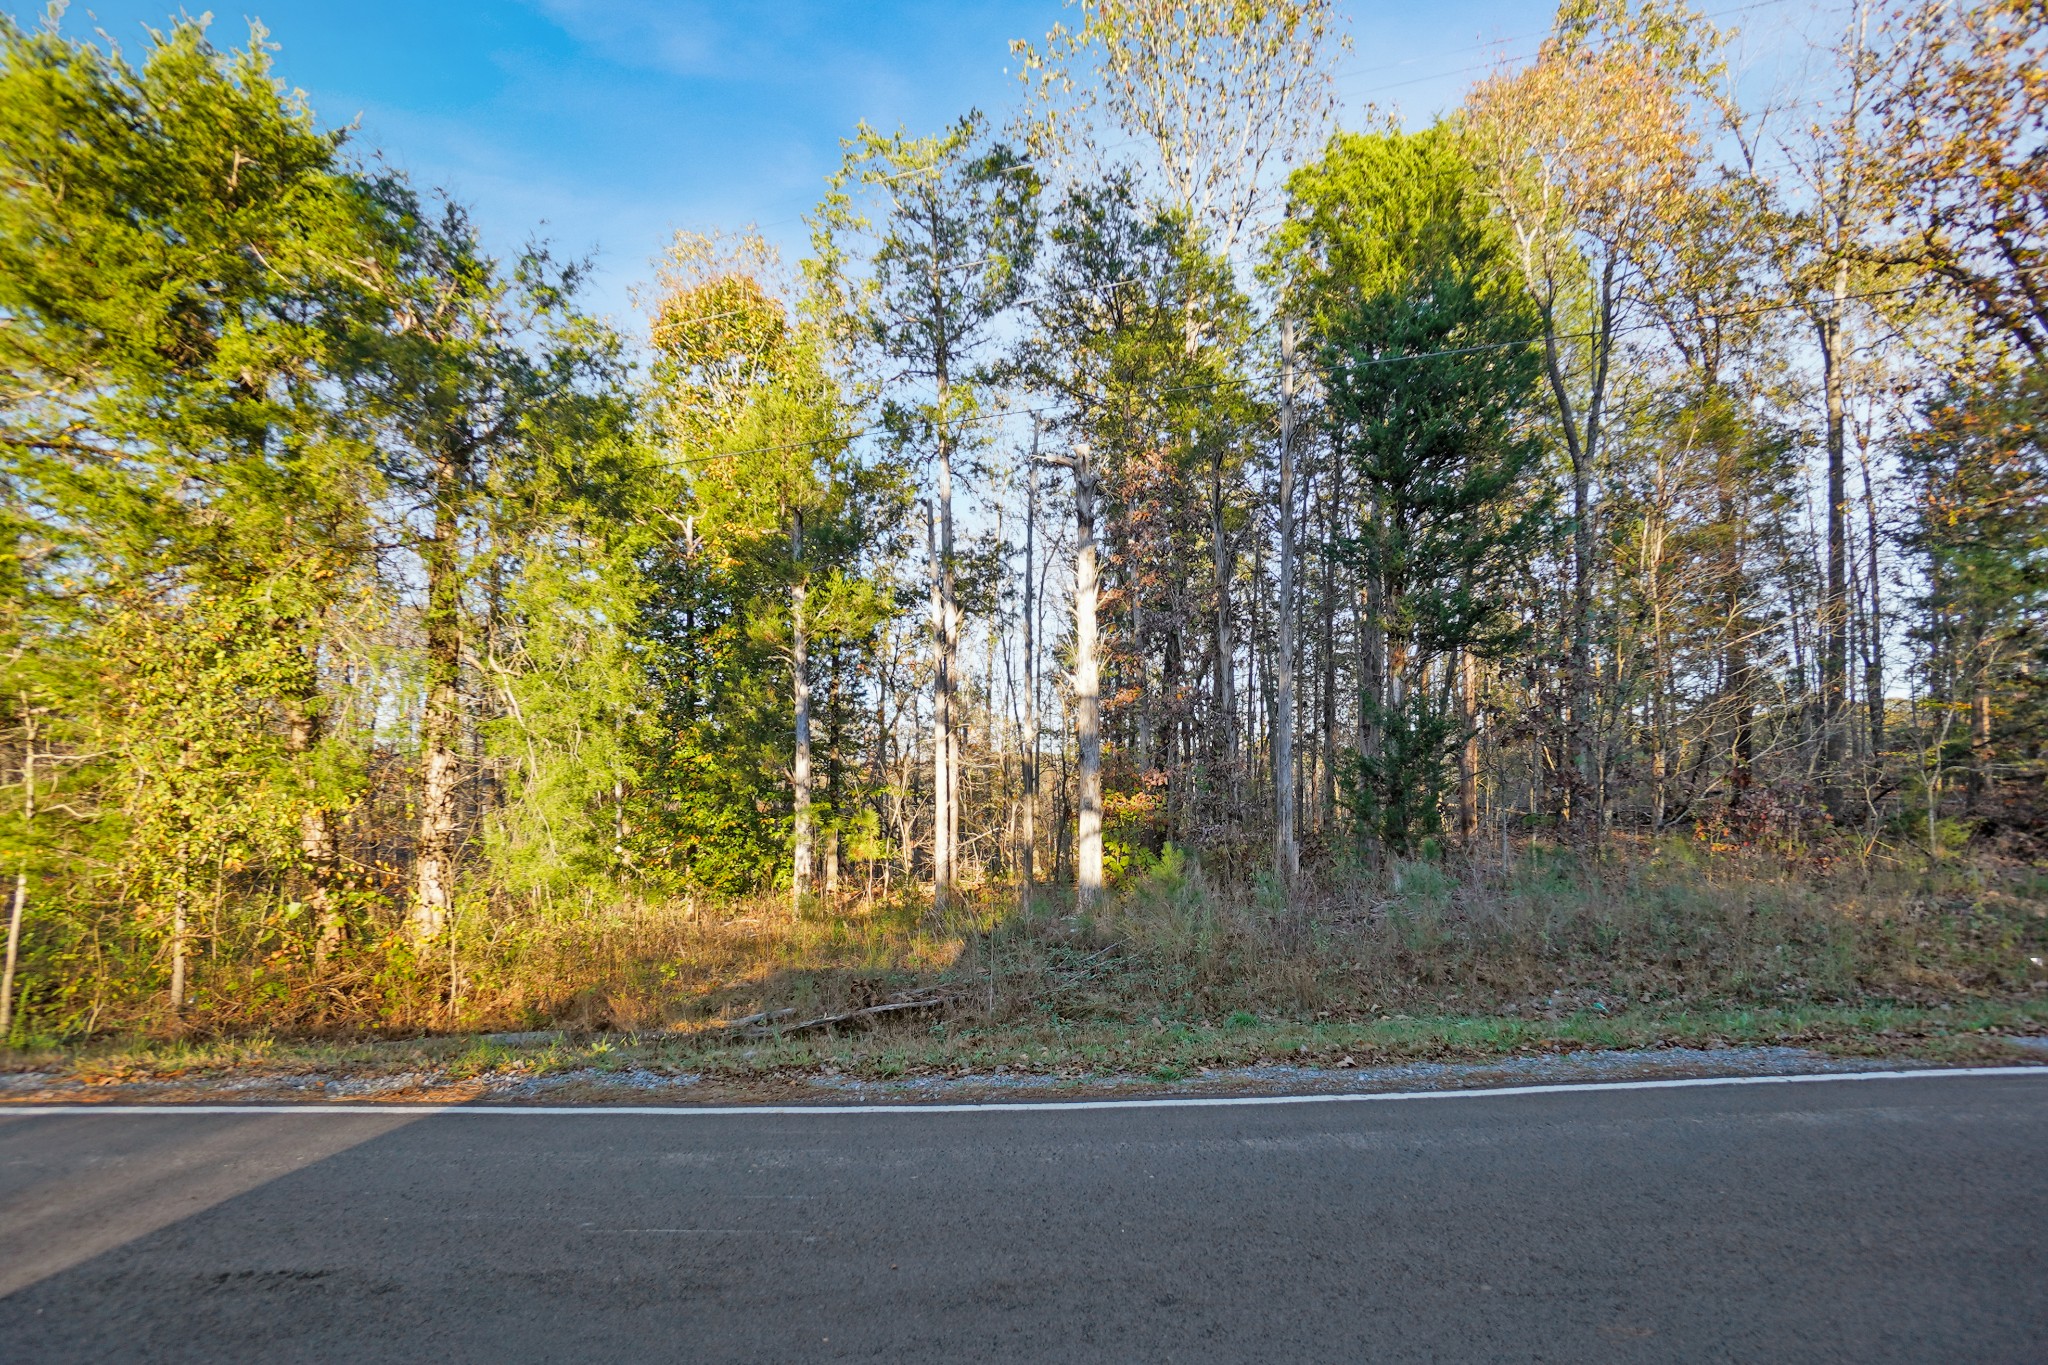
[0,1073,2042,1363]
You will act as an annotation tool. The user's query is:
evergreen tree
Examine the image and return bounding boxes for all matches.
[643,233,902,898]
[1278,127,1551,854]
[0,14,387,1007]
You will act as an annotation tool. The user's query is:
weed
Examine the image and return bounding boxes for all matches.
[3,841,2043,1078]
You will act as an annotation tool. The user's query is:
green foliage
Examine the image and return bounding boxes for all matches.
[1026,171,1249,436]
[824,109,1041,412]
[1281,126,1553,853]
[1340,693,1460,857]
[1301,126,1551,661]
[0,7,2039,1049]
[1902,371,2048,755]
[639,229,905,894]
[483,432,669,898]
[0,13,387,1016]
[101,584,322,902]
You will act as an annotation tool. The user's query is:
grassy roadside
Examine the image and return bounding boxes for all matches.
[4,841,2043,1096]
[6,996,2045,1094]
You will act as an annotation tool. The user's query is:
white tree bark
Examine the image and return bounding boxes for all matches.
[1273,319,1299,883]
[926,501,952,912]
[1069,445,1105,909]
[0,871,24,1039]
[791,511,812,914]
[1022,423,1040,903]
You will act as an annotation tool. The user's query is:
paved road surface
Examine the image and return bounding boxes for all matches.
[0,1072,2042,1362]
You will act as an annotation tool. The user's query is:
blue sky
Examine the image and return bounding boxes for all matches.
[45,1,1808,326]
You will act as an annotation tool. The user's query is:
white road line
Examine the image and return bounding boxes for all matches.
[0,1066,2042,1116]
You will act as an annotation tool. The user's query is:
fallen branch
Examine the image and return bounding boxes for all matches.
[735,994,954,1039]
[720,1007,798,1031]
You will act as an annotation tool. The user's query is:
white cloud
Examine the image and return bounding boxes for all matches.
[523,0,798,80]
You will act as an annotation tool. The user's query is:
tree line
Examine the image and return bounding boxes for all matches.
[0,0,2041,1035]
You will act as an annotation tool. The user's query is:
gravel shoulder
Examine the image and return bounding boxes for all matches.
[2,1037,2044,1108]
[4,999,2044,1108]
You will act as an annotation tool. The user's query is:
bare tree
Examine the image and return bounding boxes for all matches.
[1466,13,1697,827]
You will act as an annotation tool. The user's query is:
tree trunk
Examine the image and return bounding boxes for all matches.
[304,805,341,965]
[926,500,951,910]
[5,715,36,1037]
[1648,513,1669,831]
[1568,405,1598,829]
[413,445,465,942]
[1717,464,1754,806]
[1273,320,1299,883]
[1319,430,1341,831]
[792,510,813,913]
[1133,563,1152,774]
[1361,556,1385,763]
[1538,261,1613,834]
[1055,699,1072,888]
[170,836,189,1013]
[1459,650,1481,844]
[0,870,24,1040]
[1071,449,1105,909]
[1969,678,1992,810]
[938,408,961,910]
[1859,443,1885,758]
[1022,433,1039,901]
[1210,445,1237,802]
[1818,264,1851,818]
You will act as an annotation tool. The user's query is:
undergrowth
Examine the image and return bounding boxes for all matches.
[5,837,2044,1058]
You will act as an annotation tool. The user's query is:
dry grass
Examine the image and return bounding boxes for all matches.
[77,837,2041,1053]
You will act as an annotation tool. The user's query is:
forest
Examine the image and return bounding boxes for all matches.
[0,0,2042,1061]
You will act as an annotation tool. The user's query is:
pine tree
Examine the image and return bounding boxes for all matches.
[1279,127,1552,854]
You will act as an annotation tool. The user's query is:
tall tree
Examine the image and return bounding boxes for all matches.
[1021,174,1246,887]
[1764,0,1894,817]
[0,14,386,999]
[819,112,1038,914]
[1015,0,1344,807]
[1278,127,1551,853]
[647,230,894,908]
[371,203,621,941]
[1901,373,2047,819]
[1464,1,1700,829]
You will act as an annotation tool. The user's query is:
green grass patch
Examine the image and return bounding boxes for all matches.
[8,996,2044,1092]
